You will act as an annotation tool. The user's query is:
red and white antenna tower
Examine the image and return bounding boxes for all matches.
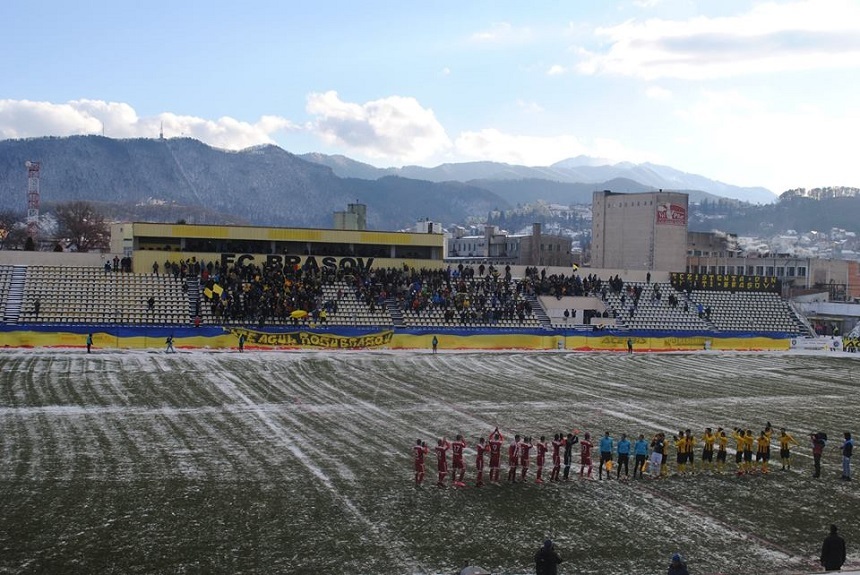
[25,161,40,237]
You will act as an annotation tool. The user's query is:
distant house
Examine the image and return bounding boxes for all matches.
[447,223,572,267]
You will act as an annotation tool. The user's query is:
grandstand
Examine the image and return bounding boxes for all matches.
[687,290,809,333]
[16,266,189,326]
[0,257,817,350]
[602,282,713,331]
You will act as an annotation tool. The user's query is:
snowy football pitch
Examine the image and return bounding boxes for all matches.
[0,349,857,574]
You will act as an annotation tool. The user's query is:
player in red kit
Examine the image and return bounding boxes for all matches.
[413,439,429,486]
[519,436,533,481]
[507,434,521,482]
[435,438,450,488]
[550,433,564,481]
[450,434,467,487]
[488,428,504,483]
[535,436,548,483]
[475,436,487,487]
[580,432,594,479]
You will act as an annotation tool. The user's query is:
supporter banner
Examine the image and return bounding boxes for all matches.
[791,336,840,351]
[221,253,375,274]
[670,272,781,293]
[656,203,686,226]
[567,333,788,352]
[225,327,393,349]
[0,325,792,352]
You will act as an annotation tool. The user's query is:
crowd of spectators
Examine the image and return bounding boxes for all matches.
[161,258,758,332]
[363,263,536,325]
[146,254,684,329]
[200,260,330,325]
[152,257,749,331]
[520,267,624,300]
[170,259,561,327]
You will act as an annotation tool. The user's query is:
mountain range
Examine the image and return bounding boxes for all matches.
[0,136,503,229]
[0,136,777,231]
[299,153,777,205]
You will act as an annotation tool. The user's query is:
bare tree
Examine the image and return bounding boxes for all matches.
[54,201,110,252]
[2,226,29,250]
[0,210,27,250]
[0,209,22,233]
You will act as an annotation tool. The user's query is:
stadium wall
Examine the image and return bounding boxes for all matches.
[0,325,791,352]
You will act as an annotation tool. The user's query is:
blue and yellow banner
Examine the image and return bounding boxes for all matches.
[0,324,792,352]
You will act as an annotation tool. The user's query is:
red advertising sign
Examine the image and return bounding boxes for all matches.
[656,203,687,226]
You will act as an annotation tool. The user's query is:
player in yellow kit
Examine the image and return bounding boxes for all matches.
[701,427,716,472]
[732,428,745,473]
[779,428,799,471]
[763,423,773,470]
[715,428,728,473]
[743,429,755,473]
[756,430,771,473]
[684,429,695,473]
[674,434,687,474]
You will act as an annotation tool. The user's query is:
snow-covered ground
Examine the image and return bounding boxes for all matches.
[0,348,857,574]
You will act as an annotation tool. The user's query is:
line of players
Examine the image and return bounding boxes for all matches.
[412,423,803,487]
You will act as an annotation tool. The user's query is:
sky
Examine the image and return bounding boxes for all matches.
[1,0,859,195]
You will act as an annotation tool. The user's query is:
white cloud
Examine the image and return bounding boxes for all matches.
[546,64,566,76]
[453,128,659,166]
[441,67,451,76]
[633,0,663,7]
[516,100,544,114]
[305,91,452,163]
[470,22,533,45]
[456,129,584,165]
[678,89,763,117]
[0,99,297,149]
[645,86,672,100]
[675,90,860,191]
[578,0,860,79]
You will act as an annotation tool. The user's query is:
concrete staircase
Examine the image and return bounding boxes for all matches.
[3,265,26,324]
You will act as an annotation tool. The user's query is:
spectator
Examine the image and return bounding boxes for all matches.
[842,432,853,481]
[811,433,827,478]
[534,539,562,575]
[33,298,40,318]
[147,296,155,312]
[667,553,689,575]
[820,524,846,572]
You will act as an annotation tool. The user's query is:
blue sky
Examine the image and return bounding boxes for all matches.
[1,0,859,195]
